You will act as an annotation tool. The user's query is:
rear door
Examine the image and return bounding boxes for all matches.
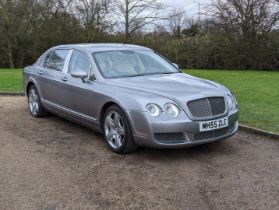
[38,49,71,109]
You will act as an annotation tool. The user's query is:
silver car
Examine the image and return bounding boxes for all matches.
[24,44,238,153]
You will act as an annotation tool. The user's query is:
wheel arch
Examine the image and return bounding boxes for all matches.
[26,81,35,95]
[99,101,134,133]
[99,101,119,132]
[25,78,42,98]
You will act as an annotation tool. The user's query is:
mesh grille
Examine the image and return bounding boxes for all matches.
[187,97,226,119]
[154,133,186,144]
[209,97,226,116]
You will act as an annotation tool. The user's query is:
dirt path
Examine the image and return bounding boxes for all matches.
[0,96,278,210]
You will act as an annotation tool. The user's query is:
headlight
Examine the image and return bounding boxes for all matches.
[164,103,180,118]
[227,95,236,110]
[146,103,161,117]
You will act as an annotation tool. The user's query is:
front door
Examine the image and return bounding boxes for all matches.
[61,50,99,122]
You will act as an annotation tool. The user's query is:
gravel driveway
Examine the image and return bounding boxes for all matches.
[0,96,278,210]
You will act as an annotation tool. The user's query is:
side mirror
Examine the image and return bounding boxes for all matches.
[172,63,179,69]
[71,70,88,83]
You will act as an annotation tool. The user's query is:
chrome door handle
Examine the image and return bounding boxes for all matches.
[38,71,43,75]
[61,77,68,82]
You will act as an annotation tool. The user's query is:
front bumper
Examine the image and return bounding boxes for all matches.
[127,109,238,148]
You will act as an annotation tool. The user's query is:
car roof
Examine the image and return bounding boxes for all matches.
[54,43,152,53]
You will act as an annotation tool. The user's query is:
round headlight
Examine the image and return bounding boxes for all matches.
[146,103,161,117]
[164,103,180,118]
[227,95,235,110]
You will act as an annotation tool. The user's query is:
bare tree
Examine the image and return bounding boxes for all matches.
[167,8,187,38]
[212,0,279,68]
[213,0,279,39]
[114,0,164,41]
[71,0,111,41]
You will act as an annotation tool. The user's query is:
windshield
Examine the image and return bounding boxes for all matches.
[92,50,180,78]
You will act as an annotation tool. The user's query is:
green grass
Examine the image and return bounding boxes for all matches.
[185,70,279,133]
[0,68,279,133]
[0,69,23,92]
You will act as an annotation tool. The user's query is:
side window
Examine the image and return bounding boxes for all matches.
[43,51,52,67]
[47,49,69,71]
[68,50,91,75]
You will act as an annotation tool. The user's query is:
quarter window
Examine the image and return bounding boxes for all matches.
[43,51,52,67]
[68,50,91,75]
[47,49,69,71]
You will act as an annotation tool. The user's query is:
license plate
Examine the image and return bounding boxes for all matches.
[199,117,228,132]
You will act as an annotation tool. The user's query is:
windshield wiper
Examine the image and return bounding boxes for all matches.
[161,72,177,75]
[125,72,177,78]
[125,74,146,78]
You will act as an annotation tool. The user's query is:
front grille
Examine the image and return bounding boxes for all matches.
[154,133,186,144]
[187,97,226,119]
[193,123,235,141]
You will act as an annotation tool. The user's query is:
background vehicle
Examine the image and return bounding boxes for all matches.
[24,43,238,153]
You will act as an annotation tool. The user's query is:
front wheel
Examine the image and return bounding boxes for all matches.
[103,105,138,154]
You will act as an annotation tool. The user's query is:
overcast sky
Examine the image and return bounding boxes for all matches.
[161,0,211,17]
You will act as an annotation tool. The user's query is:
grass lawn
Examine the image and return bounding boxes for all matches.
[0,69,23,92]
[186,70,279,134]
[0,68,278,133]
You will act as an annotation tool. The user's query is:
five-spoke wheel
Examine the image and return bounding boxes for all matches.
[104,111,126,149]
[28,88,39,116]
[103,105,138,153]
[28,85,48,118]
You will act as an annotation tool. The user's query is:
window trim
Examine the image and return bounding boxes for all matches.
[43,50,53,68]
[67,49,93,80]
[43,48,71,72]
[92,50,181,79]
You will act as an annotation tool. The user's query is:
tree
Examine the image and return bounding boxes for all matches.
[73,0,112,41]
[212,0,279,68]
[114,0,164,41]
[167,9,187,38]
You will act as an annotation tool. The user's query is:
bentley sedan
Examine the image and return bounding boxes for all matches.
[24,44,238,153]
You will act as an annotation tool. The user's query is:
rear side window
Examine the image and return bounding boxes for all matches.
[46,49,69,71]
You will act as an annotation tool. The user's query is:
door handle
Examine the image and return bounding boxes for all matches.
[38,71,43,75]
[61,77,68,82]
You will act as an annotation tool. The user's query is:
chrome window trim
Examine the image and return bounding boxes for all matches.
[65,49,93,80]
[62,49,74,74]
[44,48,71,72]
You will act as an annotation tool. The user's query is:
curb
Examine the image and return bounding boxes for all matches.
[0,92,25,96]
[239,124,279,139]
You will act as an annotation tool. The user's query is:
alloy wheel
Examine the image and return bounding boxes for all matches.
[29,89,39,116]
[104,111,125,149]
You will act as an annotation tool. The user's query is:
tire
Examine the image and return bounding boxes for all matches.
[103,105,138,154]
[28,85,48,118]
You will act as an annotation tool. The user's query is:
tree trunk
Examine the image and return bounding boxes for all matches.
[125,0,129,41]
[7,38,14,68]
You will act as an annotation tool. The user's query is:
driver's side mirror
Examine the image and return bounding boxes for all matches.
[172,63,179,69]
[71,70,88,83]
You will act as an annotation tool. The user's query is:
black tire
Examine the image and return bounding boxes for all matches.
[28,85,48,118]
[103,105,138,154]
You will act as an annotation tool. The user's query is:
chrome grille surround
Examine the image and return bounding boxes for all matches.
[187,97,227,120]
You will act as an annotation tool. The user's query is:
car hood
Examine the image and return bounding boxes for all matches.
[107,73,228,103]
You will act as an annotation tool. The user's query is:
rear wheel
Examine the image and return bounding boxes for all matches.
[103,105,138,154]
[28,85,48,118]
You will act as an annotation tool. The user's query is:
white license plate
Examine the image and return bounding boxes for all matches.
[199,117,228,132]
